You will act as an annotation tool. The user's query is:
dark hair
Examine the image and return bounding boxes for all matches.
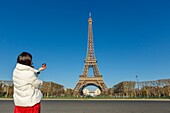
[17,52,32,66]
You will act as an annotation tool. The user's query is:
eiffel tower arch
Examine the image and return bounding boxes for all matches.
[74,13,108,96]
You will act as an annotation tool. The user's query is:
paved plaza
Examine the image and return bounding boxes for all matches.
[0,99,170,113]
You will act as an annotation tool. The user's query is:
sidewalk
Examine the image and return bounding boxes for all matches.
[1,97,170,101]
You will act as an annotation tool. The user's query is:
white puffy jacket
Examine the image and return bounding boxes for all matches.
[13,63,43,107]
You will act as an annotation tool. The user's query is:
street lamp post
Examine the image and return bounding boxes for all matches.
[136,75,139,97]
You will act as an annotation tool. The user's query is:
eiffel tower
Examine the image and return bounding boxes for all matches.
[74,13,108,95]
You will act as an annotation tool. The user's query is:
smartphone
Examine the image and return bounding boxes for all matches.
[42,63,46,68]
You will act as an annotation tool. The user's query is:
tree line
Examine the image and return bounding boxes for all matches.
[0,80,65,98]
[1,79,170,98]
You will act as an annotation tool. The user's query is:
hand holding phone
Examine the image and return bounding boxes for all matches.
[42,63,46,68]
[38,63,47,71]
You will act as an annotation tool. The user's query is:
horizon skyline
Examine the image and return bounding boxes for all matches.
[0,0,170,89]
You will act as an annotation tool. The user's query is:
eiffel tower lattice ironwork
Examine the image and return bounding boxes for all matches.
[74,13,108,95]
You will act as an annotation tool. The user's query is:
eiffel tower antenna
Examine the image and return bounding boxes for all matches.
[74,13,108,96]
[89,12,91,18]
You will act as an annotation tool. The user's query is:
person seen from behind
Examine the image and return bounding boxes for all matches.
[13,52,46,113]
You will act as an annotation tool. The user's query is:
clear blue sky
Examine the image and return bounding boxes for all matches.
[0,0,170,89]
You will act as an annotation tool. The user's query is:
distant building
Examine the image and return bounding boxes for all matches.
[94,88,101,96]
[83,88,101,97]
[83,88,90,95]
